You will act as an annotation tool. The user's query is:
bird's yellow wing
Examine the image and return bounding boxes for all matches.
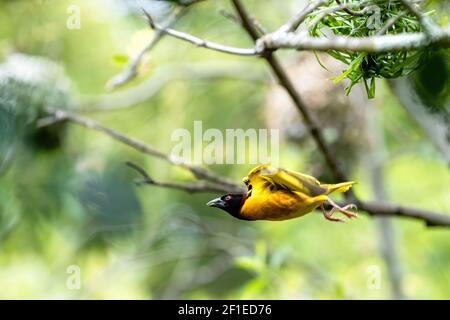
[243,164,327,196]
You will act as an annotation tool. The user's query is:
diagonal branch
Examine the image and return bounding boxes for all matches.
[126,161,236,194]
[377,12,407,35]
[219,9,268,35]
[278,0,328,33]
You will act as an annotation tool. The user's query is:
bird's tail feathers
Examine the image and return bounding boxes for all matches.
[323,181,356,194]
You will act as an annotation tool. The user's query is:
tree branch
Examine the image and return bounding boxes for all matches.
[257,0,449,53]
[377,12,407,36]
[142,10,258,56]
[398,0,440,36]
[126,161,236,194]
[256,28,450,53]
[334,0,374,16]
[358,201,450,227]
[38,109,242,191]
[219,9,268,35]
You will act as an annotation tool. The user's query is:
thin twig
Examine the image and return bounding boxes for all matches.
[106,6,188,90]
[126,161,235,193]
[398,0,440,36]
[219,9,268,35]
[358,201,450,227]
[335,0,368,16]
[377,12,407,36]
[142,9,258,56]
[278,0,328,33]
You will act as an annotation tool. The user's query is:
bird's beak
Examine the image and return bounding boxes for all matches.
[207,197,226,208]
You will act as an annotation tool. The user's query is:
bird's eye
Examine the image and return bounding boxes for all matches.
[224,195,232,201]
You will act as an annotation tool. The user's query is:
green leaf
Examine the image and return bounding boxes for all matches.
[112,54,129,66]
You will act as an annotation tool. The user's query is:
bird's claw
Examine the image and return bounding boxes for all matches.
[321,202,358,223]
[340,204,358,219]
[323,213,345,223]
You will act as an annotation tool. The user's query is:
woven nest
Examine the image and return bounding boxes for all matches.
[0,54,74,153]
[307,0,430,98]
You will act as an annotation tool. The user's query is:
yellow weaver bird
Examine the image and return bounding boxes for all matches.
[207,164,357,222]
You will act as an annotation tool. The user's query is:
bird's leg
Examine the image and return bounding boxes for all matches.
[321,204,344,222]
[326,197,358,219]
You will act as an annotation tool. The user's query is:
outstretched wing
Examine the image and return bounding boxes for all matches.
[243,164,327,196]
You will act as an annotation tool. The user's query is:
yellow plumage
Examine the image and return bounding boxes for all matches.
[240,164,356,221]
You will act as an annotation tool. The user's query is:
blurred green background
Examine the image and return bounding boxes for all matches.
[0,0,449,299]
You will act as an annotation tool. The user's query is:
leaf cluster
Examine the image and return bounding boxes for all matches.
[308,0,430,98]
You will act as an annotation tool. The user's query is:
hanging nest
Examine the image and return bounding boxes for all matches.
[0,54,75,155]
[307,0,432,98]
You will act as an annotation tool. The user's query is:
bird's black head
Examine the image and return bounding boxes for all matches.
[207,193,245,219]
